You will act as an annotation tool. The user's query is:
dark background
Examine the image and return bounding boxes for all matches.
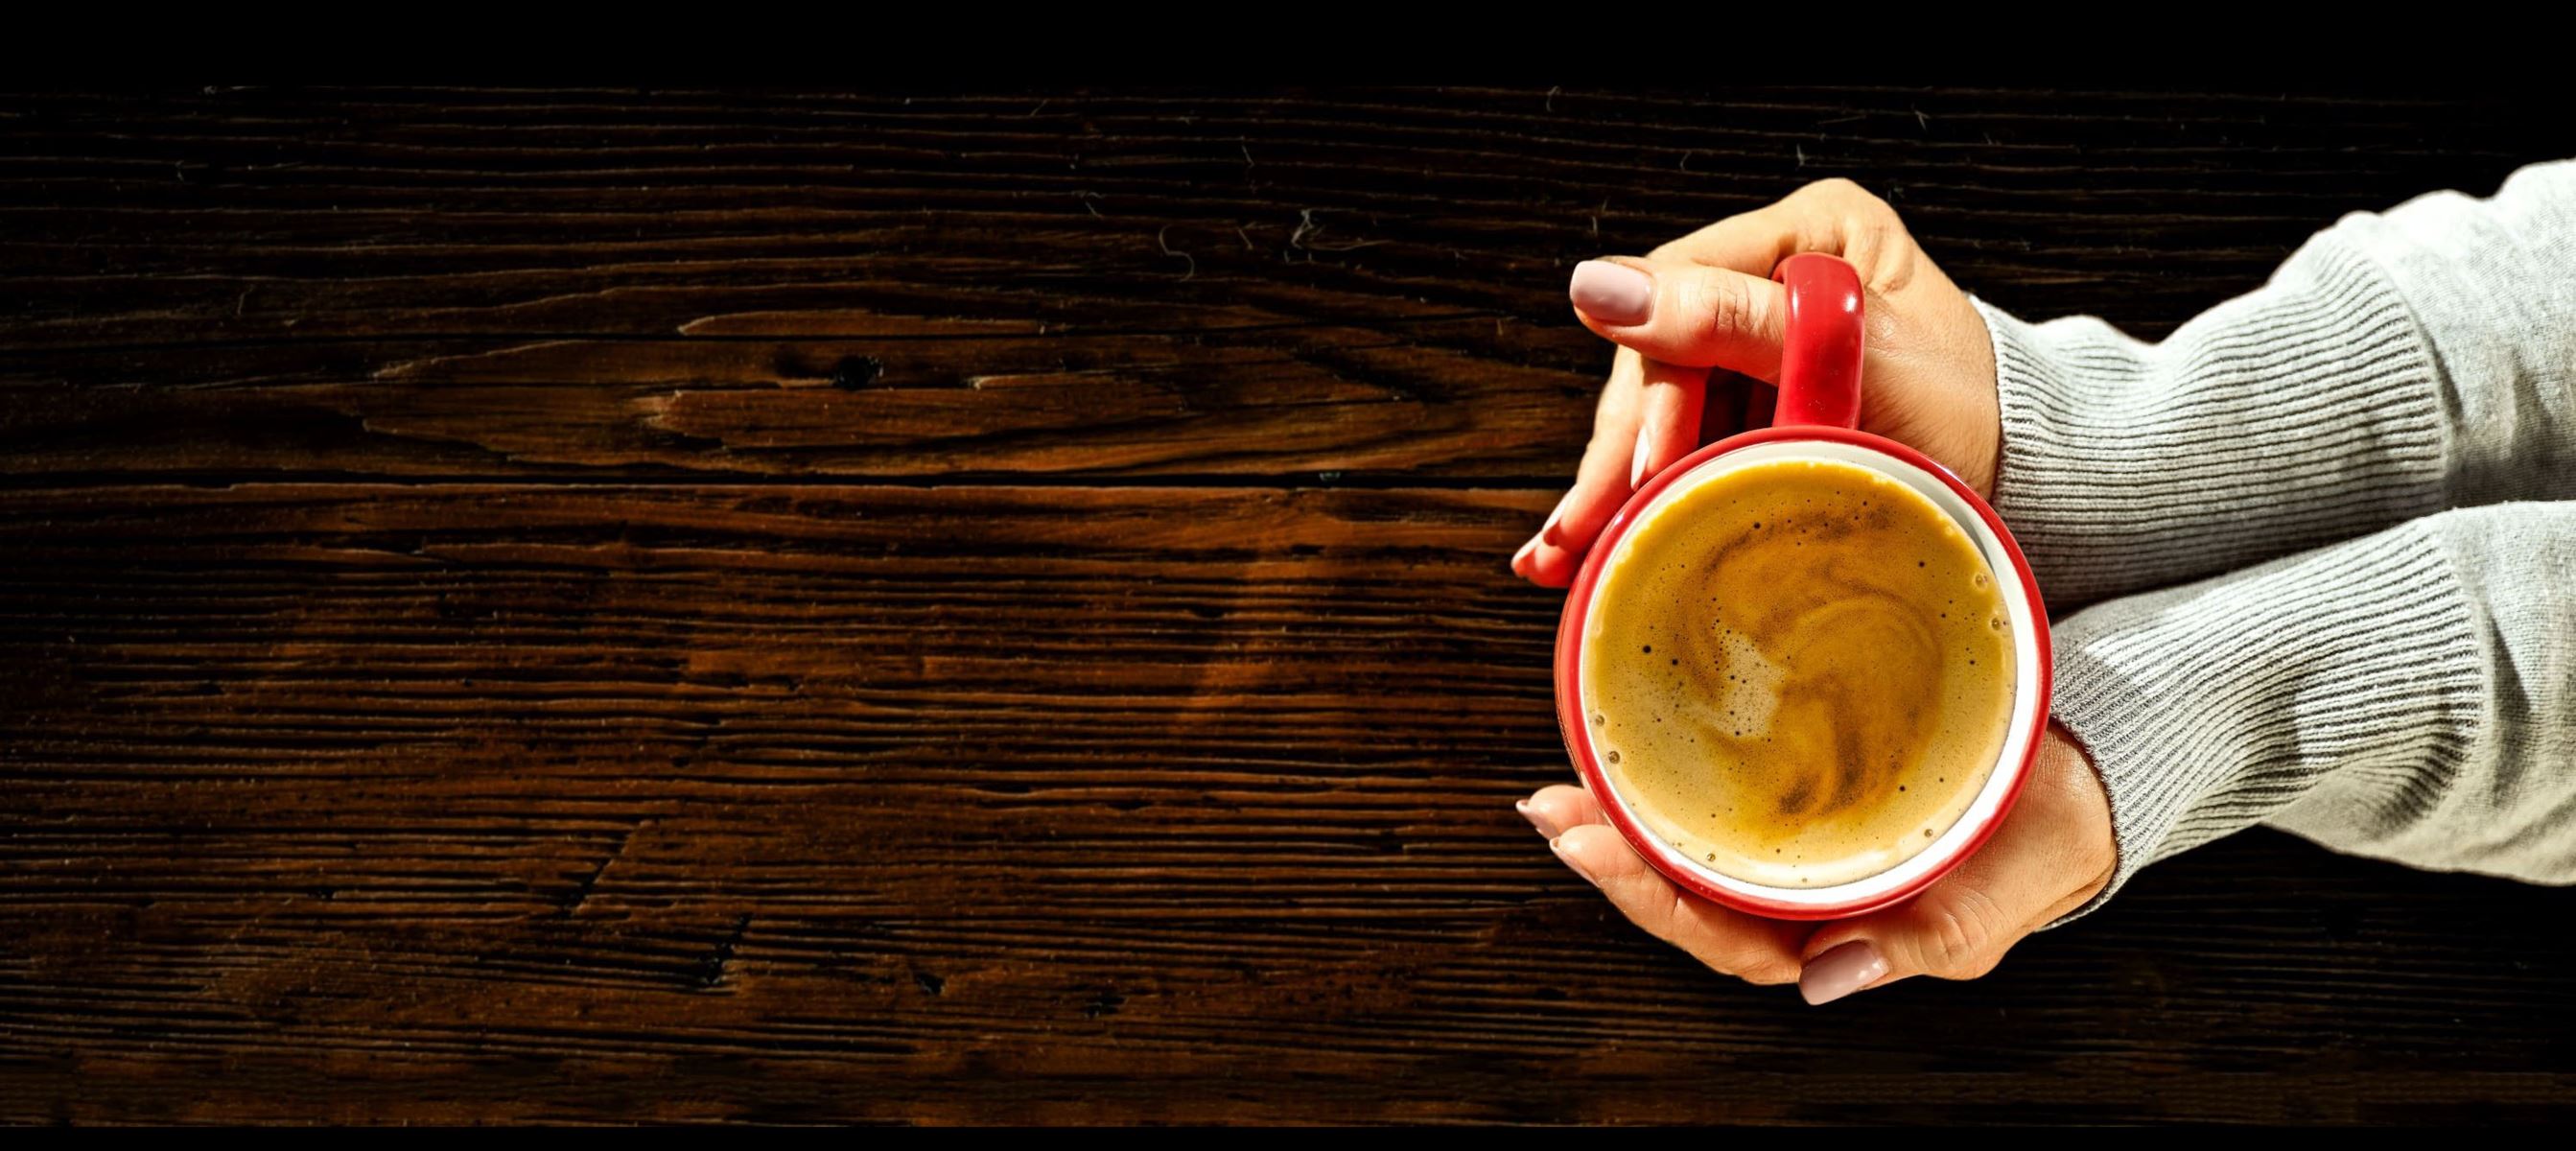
[3,85,2573,1124]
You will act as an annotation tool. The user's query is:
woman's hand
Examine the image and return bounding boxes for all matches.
[1511,178,2002,588]
[1515,725,2115,1004]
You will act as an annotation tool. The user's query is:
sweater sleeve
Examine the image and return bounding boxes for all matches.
[1975,159,2576,606]
[2045,502,2576,925]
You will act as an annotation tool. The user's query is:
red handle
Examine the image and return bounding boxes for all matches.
[1770,252,1864,430]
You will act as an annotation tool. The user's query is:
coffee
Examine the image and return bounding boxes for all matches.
[1580,458,2015,888]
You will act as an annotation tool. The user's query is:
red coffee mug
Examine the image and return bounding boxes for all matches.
[1552,253,2052,921]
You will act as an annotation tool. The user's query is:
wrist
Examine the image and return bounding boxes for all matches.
[2041,518,2483,924]
[2041,722,2115,910]
[1959,299,2002,501]
[2020,722,2115,924]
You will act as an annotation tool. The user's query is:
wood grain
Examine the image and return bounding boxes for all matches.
[7,86,2571,482]
[5,86,2575,1125]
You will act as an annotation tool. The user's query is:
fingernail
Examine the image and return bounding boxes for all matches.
[1628,423,1653,490]
[1516,798,1560,838]
[1570,260,1653,325]
[1510,536,1537,573]
[1536,491,1570,545]
[1549,835,1600,886]
[1798,941,1888,1006]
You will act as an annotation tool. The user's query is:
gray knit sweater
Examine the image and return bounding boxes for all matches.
[1972,160,2576,923]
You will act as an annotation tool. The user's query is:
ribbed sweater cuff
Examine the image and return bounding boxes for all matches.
[1973,236,2450,605]
[2042,520,2486,926]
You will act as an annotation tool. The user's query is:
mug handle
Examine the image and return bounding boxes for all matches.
[1769,252,1864,430]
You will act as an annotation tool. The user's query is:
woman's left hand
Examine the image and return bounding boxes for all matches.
[1516,724,2117,1004]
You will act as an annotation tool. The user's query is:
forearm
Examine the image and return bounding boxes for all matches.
[1980,160,2576,604]
[2047,502,2576,924]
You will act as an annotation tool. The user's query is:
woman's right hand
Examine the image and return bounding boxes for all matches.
[1512,178,2004,588]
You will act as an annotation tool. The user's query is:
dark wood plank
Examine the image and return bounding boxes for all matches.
[4,483,2575,1123]
[6,86,2573,481]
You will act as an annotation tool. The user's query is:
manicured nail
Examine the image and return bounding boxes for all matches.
[1628,423,1653,490]
[1798,941,1888,1006]
[1535,491,1570,545]
[1516,798,1560,838]
[1570,260,1653,325]
[1549,835,1600,886]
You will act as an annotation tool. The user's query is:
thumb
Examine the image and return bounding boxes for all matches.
[1796,881,2025,1006]
[1567,257,1788,381]
[1791,730,2116,1005]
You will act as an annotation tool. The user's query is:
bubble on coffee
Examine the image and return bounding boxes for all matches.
[1580,458,2016,888]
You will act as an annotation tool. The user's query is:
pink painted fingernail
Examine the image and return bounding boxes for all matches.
[1536,491,1571,545]
[1549,835,1600,886]
[1570,261,1653,325]
[1798,941,1888,1006]
[1516,798,1560,838]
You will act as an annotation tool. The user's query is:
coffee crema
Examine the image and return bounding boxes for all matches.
[1580,458,2016,888]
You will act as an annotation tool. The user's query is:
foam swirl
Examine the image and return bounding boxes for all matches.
[1581,458,2015,888]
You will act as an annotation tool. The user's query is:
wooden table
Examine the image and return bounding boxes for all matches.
[5,86,2574,1125]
